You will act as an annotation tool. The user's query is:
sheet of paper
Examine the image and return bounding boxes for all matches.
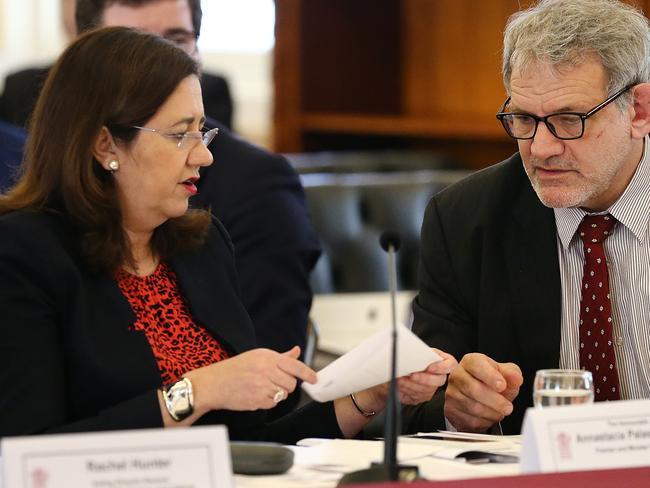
[416,455,520,481]
[302,324,441,402]
[296,439,447,469]
[430,444,520,463]
[399,436,521,463]
[411,430,521,443]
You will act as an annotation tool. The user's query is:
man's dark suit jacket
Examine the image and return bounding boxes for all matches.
[0,120,25,191]
[0,211,339,442]
[0,66,233,129]
[406,153,560,434]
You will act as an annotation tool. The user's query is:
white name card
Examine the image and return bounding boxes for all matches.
[520,399,650,473]
[1,425,232,488]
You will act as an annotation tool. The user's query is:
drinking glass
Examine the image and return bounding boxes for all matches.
[533,369,594,408]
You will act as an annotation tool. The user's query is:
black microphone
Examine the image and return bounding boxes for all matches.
[379,231,401,253]
[338,231,419,485]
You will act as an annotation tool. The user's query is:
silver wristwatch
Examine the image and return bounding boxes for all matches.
[162,377,194,422]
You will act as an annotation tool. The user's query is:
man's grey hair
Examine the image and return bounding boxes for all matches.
[502,0,650,104]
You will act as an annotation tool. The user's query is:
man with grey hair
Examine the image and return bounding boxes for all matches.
[406,0,650,434]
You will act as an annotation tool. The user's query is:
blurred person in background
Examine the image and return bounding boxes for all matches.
[0,120,26,191]
[0,0,233,129]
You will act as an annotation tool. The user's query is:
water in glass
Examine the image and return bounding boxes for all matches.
[533,369,594,408]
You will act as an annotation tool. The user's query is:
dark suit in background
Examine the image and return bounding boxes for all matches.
[0,120,26,191]
[405,153,559,434]
[196,121,321,409]
[200,72,233,131]
[0,66,233,130]
[0,210,338,442]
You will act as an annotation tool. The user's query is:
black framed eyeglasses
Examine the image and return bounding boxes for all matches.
[496,84,634,140]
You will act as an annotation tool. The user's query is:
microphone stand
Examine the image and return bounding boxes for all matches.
[384,238,400,479]
[338,232,419,485]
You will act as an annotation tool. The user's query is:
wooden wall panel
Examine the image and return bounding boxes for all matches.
[273,0,650,166]
[273,0,303,152]
[402,0,529,121]
[300,0,402,115]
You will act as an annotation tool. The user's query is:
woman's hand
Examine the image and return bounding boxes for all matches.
[186,345,317,414]
[334,349,457,438]
[351,348,458,413]
[397,348,457,405]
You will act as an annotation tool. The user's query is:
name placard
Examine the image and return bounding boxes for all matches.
[1,425,232,488]
[521,399,650,473]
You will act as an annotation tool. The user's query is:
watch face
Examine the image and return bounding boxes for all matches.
[164,378,194,421]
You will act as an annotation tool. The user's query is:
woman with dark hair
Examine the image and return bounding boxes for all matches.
[0,27,455,442]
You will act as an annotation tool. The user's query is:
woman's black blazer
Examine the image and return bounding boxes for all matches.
[0,210,340,443]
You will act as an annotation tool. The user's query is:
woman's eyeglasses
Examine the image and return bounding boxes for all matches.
[131,126,219,150]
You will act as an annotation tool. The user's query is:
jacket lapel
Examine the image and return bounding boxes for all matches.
[171,242,256,356]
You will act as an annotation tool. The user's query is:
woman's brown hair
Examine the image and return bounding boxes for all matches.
[0,26,211,271]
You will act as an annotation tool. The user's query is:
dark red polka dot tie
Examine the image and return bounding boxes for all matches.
[578,214,620,401]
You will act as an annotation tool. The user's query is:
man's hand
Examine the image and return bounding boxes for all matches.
[444,353,523,433]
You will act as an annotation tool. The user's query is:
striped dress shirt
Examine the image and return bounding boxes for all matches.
[554,136,650,399]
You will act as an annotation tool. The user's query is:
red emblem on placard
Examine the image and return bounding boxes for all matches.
[556,432,573,460]
[31,467,49,488]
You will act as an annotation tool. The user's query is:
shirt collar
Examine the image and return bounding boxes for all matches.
[554,134,650,249]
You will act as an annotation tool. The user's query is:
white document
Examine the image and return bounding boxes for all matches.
[411,430,521,443]
[303,324,441,402]
[520,398,650,473]
[296,438,448,470]
[400,436,520,463]
[2,425,232,488]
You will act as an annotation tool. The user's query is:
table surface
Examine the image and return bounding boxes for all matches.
[234,437,515,488]
[233,437,650,488]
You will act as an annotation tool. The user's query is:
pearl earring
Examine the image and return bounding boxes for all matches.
[108,160,120,172]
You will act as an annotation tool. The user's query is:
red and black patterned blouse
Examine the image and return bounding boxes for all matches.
[116,262,230,384]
